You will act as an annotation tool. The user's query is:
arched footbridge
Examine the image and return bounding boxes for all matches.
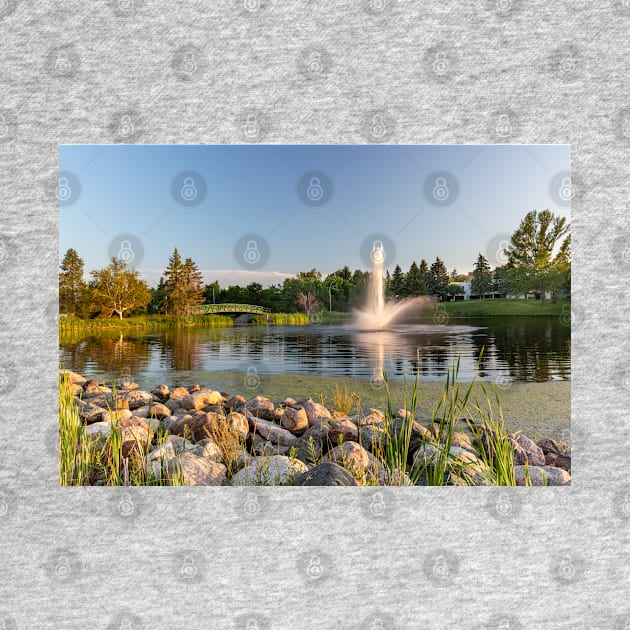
[192,303,271,317]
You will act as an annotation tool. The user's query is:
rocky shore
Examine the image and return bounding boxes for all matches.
[61,370,572,487]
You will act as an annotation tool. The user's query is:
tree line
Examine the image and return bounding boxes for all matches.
[59,209,571,318]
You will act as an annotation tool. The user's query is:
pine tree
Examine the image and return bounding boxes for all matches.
[471,253,493,298]
[182,257,205,314]
[390,264,406,298]
[163,248,186,316]
[405,261,426,296]
[428,257,450,298]
[59,248,87,316]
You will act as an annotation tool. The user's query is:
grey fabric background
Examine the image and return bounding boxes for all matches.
[0,0,628,628]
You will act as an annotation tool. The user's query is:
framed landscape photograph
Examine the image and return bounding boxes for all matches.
[58,144,571,487]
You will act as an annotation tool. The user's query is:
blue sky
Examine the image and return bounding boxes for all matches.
[59,144,571,287]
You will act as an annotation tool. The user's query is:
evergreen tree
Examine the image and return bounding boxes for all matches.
[163,248,186,315]
[471,253,494,297]
[390,264,405,297]
[427,257,450,298]
[182,257,205,315]
[405,261,426,296]
[59,248,87,316]
[419,259,430,293]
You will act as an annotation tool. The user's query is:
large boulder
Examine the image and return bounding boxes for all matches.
[119,390,154,410]
[537,438,569,455]
[169,386,189,400]
[296,462,359,486]
[151,384,169,401]
[118,416,151,458]
[512,434,546,467]
[226,412,249,438]
[389,418,432,454]
[167,453,227,486]
[224,395,246,412]
[360,424,387,451]
[77,401,105,424]
[281,406,308,434]
[301,399,332,425]
[188,412,221,442]
[323,442,370,472]
[515,465,571,486]
[60,369,87,386]
[355,408,385,427]
[191,438,223,462]
[230,455,307,486]
[101,408,132,424]
[244,396,275,420]
[182,390,223,411]
[248,417,298,447]
[294,423,332,464]
[328,418,359,444]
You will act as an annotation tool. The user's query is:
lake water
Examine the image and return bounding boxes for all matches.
[59,317,570,390]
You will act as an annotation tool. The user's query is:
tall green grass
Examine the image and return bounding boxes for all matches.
[59,372,185,486]
[59,314,234,332]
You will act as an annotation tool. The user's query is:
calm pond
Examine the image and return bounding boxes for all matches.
[59,317,570,391]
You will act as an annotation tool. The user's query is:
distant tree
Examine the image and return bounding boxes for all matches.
[182,257,205,315]
[471,253,494,297]
[203,280,220,304]
[419,259,430,291]
[163,248,186,315]
[150,276,168,314]
[89,258,151,319]
[390,264,406,297]
[503,209,571,303]
[427,257,450,298]
[405,261,427,296]
[59,248,87,316]
[447,284,464,297]
[296,291,320,315]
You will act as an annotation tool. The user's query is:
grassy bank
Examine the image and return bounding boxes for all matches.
[435,298,570,318]
[59,314,234,332]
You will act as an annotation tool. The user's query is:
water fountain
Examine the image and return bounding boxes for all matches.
[352,242,427,331]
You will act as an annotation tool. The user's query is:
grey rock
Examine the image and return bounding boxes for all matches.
[296,462,359,486]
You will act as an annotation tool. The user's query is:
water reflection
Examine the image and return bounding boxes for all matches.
[59,317,570,386]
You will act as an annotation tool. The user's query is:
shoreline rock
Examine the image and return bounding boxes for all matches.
[59,369,571,487]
